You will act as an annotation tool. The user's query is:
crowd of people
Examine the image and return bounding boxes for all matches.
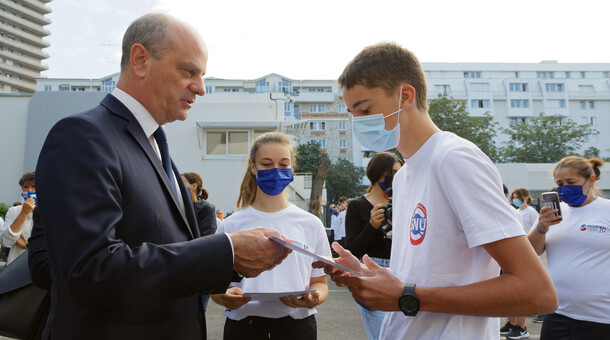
[0,12,607,340]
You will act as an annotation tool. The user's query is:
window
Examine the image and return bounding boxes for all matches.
[206,130,249,155]
[515,72,519,78]
[339,139,347,148]
[591,116,597,126]
[510,117,527,125]
[580,72,586,78]
[435,84,450,94]
[471,99,489,108]
[545,83,564,92]
[338,121,346,130]
[205,86,213,94]
[509,83,528,92]
[579,85,594,94]
[604,72,609,78]
[44,85,51,91]
[338,104,346,113]
[470,83,490,92]
[294,106,300,119]
[315,140,326,149]
[309,104,326,113]
[284,102,293,117]
[565,71,570,78]
[548,99,566,108]
[537,72,554,79]
[310,122,325,130]
[464,72,481,79]
[510,100,529,108]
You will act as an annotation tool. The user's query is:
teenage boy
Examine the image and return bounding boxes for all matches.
[316,43,557,339]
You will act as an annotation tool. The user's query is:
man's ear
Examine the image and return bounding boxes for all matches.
[130,43,151,78]
[400,84,417,110]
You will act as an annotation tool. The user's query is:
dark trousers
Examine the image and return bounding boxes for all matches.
[223,315,317,340]
[541,312,610,340]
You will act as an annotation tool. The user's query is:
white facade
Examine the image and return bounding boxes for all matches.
[35,72,119,92]
[0,0,51,93]
[423,61,610,160]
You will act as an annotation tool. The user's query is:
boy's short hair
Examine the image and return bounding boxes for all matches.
[338,42,428,111]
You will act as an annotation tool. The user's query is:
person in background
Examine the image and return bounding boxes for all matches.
[528,156,610,340]
[1,171,36,264]
[500,186,539,339]
[181,172,217,237]
[503,184,510,200]
[212,132,331,339]
[328,204,339,242]
[333,196,348,247]
[216,209,224,226]
[345,151,403,340]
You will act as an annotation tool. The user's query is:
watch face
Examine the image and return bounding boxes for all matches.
[400,295,419,314]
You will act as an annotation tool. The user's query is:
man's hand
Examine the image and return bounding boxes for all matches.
[229,227,291,278]
[212,287,251,310]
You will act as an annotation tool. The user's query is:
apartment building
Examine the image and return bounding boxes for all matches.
[35,61,610,165]
[423,61,610,160]
[0,0,51,93]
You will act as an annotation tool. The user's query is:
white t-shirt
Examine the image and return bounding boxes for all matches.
[517,205,538,234]
[542,197,610,324]
[216,204,331,321]
[1,205,33,264]
[380,132,524,340]
[334,210,346,240]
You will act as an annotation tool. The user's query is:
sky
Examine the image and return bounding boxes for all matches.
[42,0,610,80]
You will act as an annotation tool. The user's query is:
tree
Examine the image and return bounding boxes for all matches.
[0,202,8,219]
[428,94,499,162]
[583,146,600,159]
[325,159,366,205]
[499,113,597,163]
[294,141,329,217]
[295,141,324,172]
[308,153,331,218]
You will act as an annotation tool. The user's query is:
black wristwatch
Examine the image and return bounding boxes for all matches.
[398,283,420,316]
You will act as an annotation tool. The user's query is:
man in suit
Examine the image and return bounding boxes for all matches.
[36,13,289,339]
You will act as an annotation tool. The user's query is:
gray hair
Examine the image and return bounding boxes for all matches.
[120,13,173,69]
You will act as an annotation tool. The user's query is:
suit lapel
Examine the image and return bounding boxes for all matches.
[100,95,195,240]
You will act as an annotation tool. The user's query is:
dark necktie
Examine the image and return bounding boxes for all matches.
[153,127,178,195]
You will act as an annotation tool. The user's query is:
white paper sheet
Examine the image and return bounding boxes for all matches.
[243,290,317,301]
[269,236,365,276]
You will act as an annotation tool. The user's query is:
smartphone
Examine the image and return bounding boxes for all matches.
[542,192,562,220]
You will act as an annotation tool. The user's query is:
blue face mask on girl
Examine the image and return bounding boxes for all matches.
[255,168,294,196]
[512,199,523,208]
[557,180,589,207]
[351,88,403,152]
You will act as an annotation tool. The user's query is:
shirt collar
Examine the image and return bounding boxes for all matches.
[111,87,160,138]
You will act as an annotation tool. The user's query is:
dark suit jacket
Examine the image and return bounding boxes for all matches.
[36,94,234,339]
[194,200,217,237]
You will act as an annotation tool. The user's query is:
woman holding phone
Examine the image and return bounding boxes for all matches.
[528,156,610,340]
[211,132,331,340]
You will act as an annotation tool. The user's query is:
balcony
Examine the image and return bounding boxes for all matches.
[0,0,52,25]
[0,50,47,71]
[0,23,50,48]
[292,92,335,103]
[0,36,49,59]
[21,0,53,14]
[0,12,50,36]
[0,61,42,80]
[0,75,36,92]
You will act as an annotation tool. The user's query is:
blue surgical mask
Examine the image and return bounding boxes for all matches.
[512,199,523,208]
[557,180,589,207]
[352,89,403,152]
[255,168,294,196]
